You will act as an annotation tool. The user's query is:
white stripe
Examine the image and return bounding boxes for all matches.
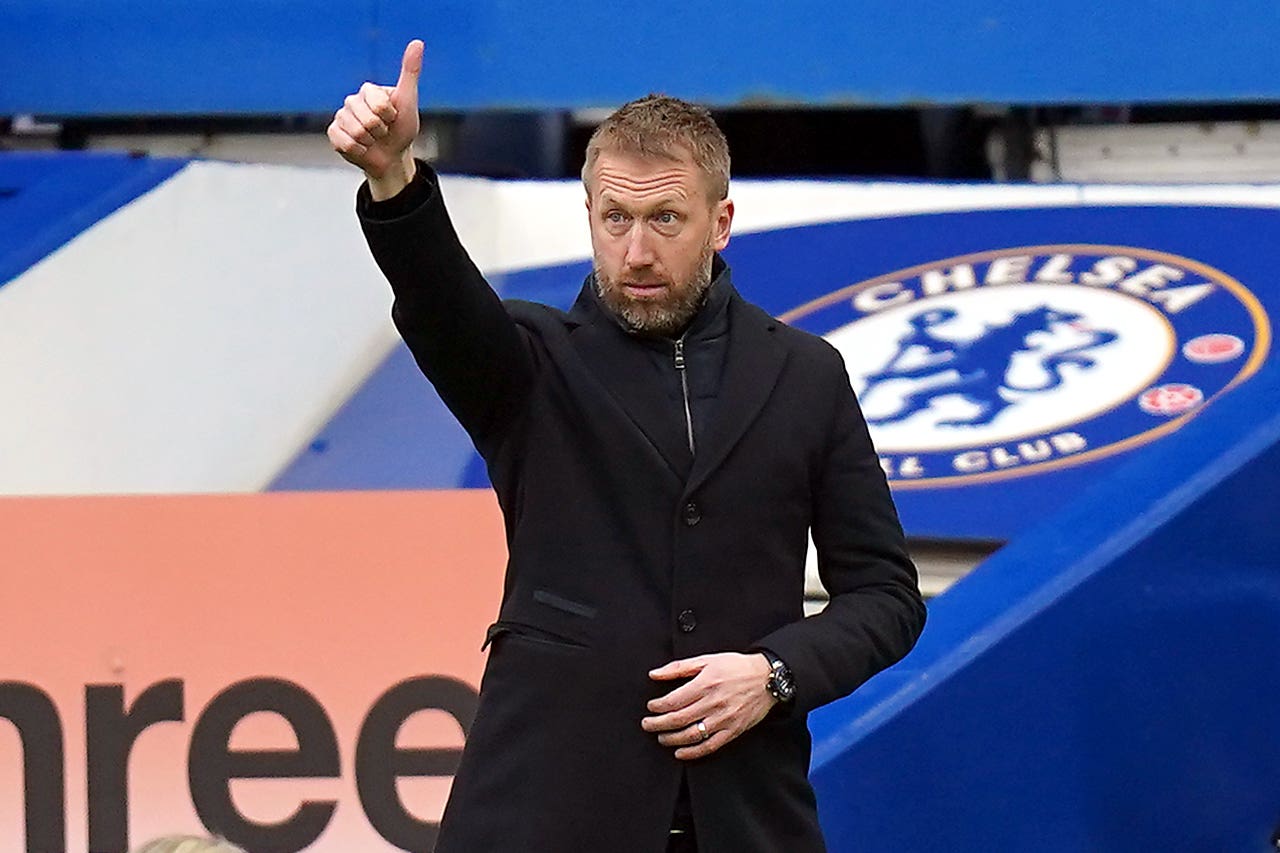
[3,160,1277,495]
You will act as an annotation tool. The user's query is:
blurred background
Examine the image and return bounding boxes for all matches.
[8,1,1280,182]
[2,2,1279,852]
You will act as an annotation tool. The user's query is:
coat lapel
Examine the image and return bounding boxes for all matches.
[566,287,692,481]
[686,296,788,495]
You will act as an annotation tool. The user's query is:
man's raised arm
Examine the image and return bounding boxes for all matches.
[328,40,536,456]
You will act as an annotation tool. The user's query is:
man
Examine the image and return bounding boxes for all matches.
[329,39,925,853]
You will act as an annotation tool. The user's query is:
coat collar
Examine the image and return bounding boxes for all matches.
[565,258,788,489]
[685,294,786,495]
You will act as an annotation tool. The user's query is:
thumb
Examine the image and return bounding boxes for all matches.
[393,39,424,108]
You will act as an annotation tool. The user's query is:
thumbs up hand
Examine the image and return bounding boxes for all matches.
[328,39,424,199]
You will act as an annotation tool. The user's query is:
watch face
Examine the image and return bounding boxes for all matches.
[770,664,795,701]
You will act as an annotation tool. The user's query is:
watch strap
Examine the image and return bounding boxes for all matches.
[759,648,795,702]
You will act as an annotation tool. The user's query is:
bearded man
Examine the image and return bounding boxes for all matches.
[329,39,926,853]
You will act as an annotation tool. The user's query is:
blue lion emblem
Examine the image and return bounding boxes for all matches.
[862,304,1119,427]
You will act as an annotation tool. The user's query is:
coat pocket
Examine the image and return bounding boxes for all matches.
[482,619,589,652]
[532,588,598,619]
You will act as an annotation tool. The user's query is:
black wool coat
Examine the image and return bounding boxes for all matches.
[358,167,926,853]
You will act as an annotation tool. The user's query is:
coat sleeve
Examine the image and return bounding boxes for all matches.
[357,162,536,457]
[753,351,926,715]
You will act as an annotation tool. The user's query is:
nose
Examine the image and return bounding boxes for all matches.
[623,223,655,269]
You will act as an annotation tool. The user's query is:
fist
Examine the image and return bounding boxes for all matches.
[328,39,423,188]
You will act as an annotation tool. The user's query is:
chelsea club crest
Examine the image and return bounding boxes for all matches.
[780,245,1271,488]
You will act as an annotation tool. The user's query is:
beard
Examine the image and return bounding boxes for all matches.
[593,240,715,338]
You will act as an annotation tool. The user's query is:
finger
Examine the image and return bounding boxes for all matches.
[649,656,706,681]
[642,696,713,733]
[328,122,369,158]
[336,107,377,147]
[675,728,735,761]
[645,677,707,715]
[350,93,390,140]
[657,717,719,748]
[393,39,424,109]
[343,95,385,143]
[359,81,398,124]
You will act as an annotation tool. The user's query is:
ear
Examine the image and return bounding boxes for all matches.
[711,198,734,251]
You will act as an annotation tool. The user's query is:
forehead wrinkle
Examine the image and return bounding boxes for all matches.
[597,166,689,185]
[596,170,692,208]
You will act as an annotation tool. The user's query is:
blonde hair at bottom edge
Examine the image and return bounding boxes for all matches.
[131,836,247,853]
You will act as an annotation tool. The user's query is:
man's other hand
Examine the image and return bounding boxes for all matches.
[642,653,777,760]
[328,39,423,199]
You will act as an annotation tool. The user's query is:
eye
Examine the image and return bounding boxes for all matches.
[605,210,629,224]
[651,211,683,234]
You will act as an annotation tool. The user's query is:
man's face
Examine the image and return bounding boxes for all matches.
[586,148,733,337]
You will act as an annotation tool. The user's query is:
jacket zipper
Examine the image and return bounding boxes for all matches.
[674,337,695,454]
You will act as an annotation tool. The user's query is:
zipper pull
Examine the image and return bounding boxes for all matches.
[674,338,686,370]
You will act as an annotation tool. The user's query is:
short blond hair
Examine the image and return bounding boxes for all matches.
[582,94,730,202]
[130,836,246,853]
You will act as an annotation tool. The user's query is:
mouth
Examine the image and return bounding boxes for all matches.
[621,282,669,299]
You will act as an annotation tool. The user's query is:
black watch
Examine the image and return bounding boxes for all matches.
[761,650,796,703]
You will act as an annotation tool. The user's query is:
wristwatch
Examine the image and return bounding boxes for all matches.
[761,649,796,703]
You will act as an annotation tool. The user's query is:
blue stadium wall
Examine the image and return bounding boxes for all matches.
[808,358,1280,851]
[5,0,1280,114]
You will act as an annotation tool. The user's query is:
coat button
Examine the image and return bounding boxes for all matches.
[677,609,697,633]
[682,502,701,526]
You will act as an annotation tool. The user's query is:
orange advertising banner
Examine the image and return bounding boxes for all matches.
[0,489,507,853]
